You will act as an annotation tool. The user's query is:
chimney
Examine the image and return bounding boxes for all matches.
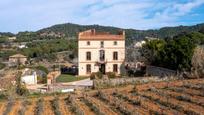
[91,29,95,34]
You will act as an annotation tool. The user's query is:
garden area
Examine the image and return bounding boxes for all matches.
[56,74,89,83]
[0,63,5,70]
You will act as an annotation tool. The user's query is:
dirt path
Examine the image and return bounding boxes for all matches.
[141,91,204,114]
[58,98,72,115]
[24,99,36,115]
[9,101,21,115]
[76,99,95,115]
[159,89,204,106]
[43,99,54,115]
[0,102,6,115]
[130,93,182,115]
[169,87,204,96]
[88,97,118,115]
[103,92,149,115]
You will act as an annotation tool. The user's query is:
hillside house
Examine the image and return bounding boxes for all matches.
[78,29,125,76]
[9,54,27,66]
[8,37,16,41]
[21,68,37,85]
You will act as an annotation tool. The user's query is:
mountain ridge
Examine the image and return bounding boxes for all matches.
[37,22,204,39]
[1,22,204,45]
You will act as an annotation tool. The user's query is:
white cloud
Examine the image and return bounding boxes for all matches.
[0,0,204,32]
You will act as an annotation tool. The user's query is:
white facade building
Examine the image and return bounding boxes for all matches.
[78,29,125,76]
[21,68,37,85]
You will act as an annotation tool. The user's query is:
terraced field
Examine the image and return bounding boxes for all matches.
[0,78,203,115]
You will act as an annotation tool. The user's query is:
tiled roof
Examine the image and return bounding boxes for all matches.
[79,29,125,40]
[9,54,27,58]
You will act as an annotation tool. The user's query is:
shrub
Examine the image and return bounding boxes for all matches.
[106,72,116,78]
[65,95,84,115]
[0,93,6,100]
[96,72,103,79]
[18,99,31,115]
[35,98,44,115]
[90,72,103,79]
[90,73,96,80]
[113,91,140,106]
[15,72,29,96]
[83,97,105,115]
[0,63,5,70]
[35,65,48,74]
[3,99,14,115]
[96,91,107,102]
[51,97,61,115]
[16,75,29,96]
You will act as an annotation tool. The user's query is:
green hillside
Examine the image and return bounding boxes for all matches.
[37,23,204,45]
[1,22,204,45]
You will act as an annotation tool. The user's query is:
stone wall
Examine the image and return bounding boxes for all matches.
[93,76,179,89]
[146,66,177,77]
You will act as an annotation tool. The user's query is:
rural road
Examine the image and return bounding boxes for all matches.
[61,78,93,87]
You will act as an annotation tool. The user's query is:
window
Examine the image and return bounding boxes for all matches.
[86,64,91,74]
[113,52,118,60]
[86,52,91,60]
[114,41,117,45]
[100,41,104,48]
[113,64,118,73]
[99,50,105,61]
[87,41,90,45]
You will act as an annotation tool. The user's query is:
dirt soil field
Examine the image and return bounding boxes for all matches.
[0,78,203,115]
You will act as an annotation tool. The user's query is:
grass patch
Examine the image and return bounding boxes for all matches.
[56,74,89,83]
[0,63,5,70]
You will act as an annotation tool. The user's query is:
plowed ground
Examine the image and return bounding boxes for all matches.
[0,78,203,115]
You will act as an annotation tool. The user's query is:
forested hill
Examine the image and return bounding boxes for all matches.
[1,23,204,45]
[38,23,204,41]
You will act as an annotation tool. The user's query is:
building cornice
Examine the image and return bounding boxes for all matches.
[79,47,125,49]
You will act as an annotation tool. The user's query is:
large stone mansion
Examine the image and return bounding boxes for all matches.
[78,29,125,76]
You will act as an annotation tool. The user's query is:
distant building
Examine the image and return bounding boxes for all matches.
[134,40,146,48]
[18,44,27,49]
[8,37,16,41]
[9,54,27,66]
[21,68,37,85]
[78,29,125,76]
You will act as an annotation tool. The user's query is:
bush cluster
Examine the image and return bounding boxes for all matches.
[3,99,14,115]
[66,95,84,115]
[90,72,118,79]
[51,97,61,115]
[90,72,103,80]
[106,72,116,78]
[18,99,31,115]
[141,32,204,71]
[35,98,44,115]
[83,97,105,115]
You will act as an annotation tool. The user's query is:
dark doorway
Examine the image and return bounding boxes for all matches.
[99,64,106,74]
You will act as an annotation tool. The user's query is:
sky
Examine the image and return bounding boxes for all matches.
[0,0,204,33]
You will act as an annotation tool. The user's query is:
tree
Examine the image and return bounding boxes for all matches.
[141,33,197,71]
[16,72,29,96]
[191,46,204,78]
[140,39,166,65]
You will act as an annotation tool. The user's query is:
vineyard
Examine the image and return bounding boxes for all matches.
[0,78,204,115]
